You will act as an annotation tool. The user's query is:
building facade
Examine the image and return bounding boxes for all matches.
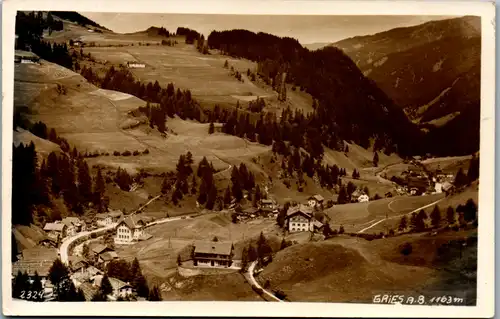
[308,195,324,209]
[285,205,314,232]
[115,216,151,244]
[193,241,234,268]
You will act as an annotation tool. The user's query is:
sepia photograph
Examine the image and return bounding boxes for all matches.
[2,0,495,317]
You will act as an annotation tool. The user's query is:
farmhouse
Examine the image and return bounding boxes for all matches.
[95,210,123,227]
[193,240,234,268]
[108,277,134,300]
[114,215,152,244]
[285,204,314,232]
[69,256,89,274]
[259,199,278,212]
[98,251,119,265]
[126,61,146,68]
[358,194,370,203]
[92,244,113,256]
[308,195,324,209]
[61,217,84,237]
[14,50,40,64]
[43,222,67,239]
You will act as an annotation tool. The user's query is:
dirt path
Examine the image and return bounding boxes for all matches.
[247,261,283,302]
[358,198,444,233]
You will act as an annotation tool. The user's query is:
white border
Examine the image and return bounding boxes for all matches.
[2,0,495,317]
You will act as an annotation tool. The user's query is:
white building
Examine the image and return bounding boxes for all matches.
[358,194,370,203]
[285,204,314,232]
[308,194,325,209]
[95,210,122,227]
[108,277,134,300]
[434,182,443,194]
[115,215,152,244]
[61,217,83,237]
[126,61,146,68]
[193,241,234,268]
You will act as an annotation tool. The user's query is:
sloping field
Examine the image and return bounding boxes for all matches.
[13,128,62,159]
[326,194,445,233]
[421,155,473,173]
[258,240,435,303]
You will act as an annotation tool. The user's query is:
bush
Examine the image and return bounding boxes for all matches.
[133,150,140,156]
[400,242,413,256]
[122,150,131,156]
[91,233,97,239]
[113,151,120,156]
[143,149,150,154]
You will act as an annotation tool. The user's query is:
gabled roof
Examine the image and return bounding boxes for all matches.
[62,217,81,227]
[43,223,66,232]
[242,207,259,214]
[108,210,123,218]
[309,194,324,202]
[99,251,118,261]
[12,260,53,277]
[260,199,274,204]
[109,277,132,290]
[312,220,324,228]
[193,241,233,256]
[92,244,111,255]
[21,247,58,261]
[442,181,454,191]
[118,215,146,230]
[95,213,109,219]
[87,265,102,277]
[79,282,98,301]
[286,204,313,219]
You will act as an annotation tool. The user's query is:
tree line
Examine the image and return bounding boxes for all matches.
[207,29,422,157]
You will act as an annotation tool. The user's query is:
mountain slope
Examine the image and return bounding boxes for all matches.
[332,16,481,155]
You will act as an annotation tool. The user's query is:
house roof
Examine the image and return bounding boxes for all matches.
[442,181,454,191]
[137,233,153,241]
[312,220,324,228]
[43,223,66,232]
[62,217,81,227]
[99,251,118,261]
[21,247,58,261]
[108,210,123,218]
[119,215,146,230]
[242,207,259,214]
[12,260,53,277]
[87,266,102,277]
[286,204,313,219]
[79,282,98,301]
[194,241,233,256]
[92,244,110,255]
[309,194,324,202]
[95,213,109,219]
[109,277,132,290]
[260,199,274,204]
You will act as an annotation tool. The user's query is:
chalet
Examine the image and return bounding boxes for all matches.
[358,194,370,203]
[109,277,134,300]
[193,240,234,268]
[98,251,119,265]
[43,222,67,239]
[92,244,113,256]
[61,217,83,237]
[308,195,324,209]
[259,199,277,212]
[69,256,88,274]
[126,61,146,68]
[14,50,40,64]
[285,204,314,232]
[312,219,325,232]
[442,181,454,195]
[96,210,122,227]
[115,215,152,244]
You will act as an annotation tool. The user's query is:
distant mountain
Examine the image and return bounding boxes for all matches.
[50,11,109,31]
[303,42,330,51]
[332,16,481,155]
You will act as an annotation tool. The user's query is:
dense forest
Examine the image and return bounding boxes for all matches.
[49,11,108,30]
[207,30,424,157]
[176,27,201,44]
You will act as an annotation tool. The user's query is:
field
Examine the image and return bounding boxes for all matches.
[258,228,477,303]
[325,193,445,233]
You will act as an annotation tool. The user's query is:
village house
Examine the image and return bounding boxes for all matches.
[193,240,234,268]
[259,199,278,212]
[61,217,84,237]
[308,195,324,209]
[14,50,40,64]
[285,204,315,232]
[96,210,123,227]
[43,222,67,240]
[69,256,88,274]
[115,215,152,244]
[126,61,146,68]
[98,251,119,265]
[109,277,135,300]
[91,244,113,261]
[358,194,370,203]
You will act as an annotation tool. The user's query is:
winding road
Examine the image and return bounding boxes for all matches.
[247,261,283,302]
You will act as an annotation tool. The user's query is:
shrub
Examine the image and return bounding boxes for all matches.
[273,289,287,300]
[143,149,150,154]
[122,150,131,156]
[133,150,140,156]
[113,151,120,156]
[400,242,413,256]
[90,233,97,239]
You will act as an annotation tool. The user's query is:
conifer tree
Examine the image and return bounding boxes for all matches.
[208,122,215,134]
[100,274,113,296]
[373,151,379,167]
[454,168,467,188]
[430,205,441,228]
[148,286,162,301]
[131,258,149,297]
[446,206,456,224]
[223,186,232,206]
[398,215,407,232]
